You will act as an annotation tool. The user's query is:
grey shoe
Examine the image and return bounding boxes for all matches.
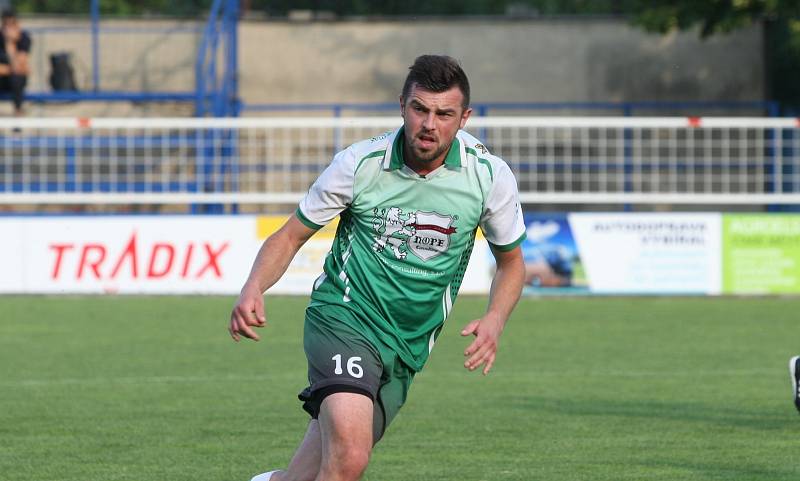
[250,471,277,481]
[791,356,800,413]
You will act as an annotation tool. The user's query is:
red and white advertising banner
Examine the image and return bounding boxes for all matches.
[0,216,492,295]
[2,216,254,294]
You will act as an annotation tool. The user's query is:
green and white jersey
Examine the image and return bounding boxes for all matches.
[296,126,526,372]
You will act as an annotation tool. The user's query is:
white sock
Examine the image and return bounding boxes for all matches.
[250,470,277,481]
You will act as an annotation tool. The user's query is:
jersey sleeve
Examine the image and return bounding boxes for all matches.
[296,147,355,229]
[479,162,526,251]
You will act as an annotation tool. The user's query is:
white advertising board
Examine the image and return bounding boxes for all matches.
[568,213,722,294]
[0,216,491,295]
[2,216,255,294]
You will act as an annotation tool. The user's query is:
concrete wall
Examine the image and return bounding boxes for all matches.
[240,19,764,107]
[9,17,765,117]
[241,20,764,108]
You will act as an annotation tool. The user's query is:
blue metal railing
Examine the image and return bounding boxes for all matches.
[191,0,240,212]
[241,100,781,117]
[195,0,239,117]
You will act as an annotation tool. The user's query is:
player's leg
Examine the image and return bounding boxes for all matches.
[315,392,374,481]
[253,397,374,481]
[291,305,384,480]
[9,74,27,115]
[263,420,322,481]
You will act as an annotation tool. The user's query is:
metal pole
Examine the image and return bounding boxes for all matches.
[229,0,239,117]
[91,0,100,91]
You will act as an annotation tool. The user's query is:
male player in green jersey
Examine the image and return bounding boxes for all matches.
[229,55,526,481]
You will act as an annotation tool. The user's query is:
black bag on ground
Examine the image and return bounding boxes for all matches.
[49,52,78,91]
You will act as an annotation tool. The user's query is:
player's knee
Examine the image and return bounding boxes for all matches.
[328,443,371,479]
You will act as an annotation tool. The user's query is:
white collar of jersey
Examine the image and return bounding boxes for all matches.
[382,127,465,171]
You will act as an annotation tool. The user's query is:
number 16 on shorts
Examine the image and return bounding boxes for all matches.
[332,354,364,378]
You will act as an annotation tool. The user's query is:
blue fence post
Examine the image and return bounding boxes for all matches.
[208,24,221,117]
[225,0,239,117]
[66,141,76,193]
[767,101,780,117]
[227,127,239,214]
[622,104,633,211]
[477,104,489,141]
[223,0,240,213]
[784,122,800,212]
[333,105,343,154]
[90,0,100,92]
[190,129,201,214]
[195,0,224,117]
[765,123,778,212]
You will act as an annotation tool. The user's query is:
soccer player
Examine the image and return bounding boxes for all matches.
[229,54,526,481]
[791,356,800,413]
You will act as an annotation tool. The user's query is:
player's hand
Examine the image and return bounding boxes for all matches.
[229,283,266,342]
[460,314,504,375]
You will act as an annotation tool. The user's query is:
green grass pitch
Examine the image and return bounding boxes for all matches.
[1,295,798,481]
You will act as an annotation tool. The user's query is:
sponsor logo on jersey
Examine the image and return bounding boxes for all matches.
[371,207,456,261]
[369,130,392,143]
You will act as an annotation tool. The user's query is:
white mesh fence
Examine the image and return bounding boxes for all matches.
[0,117,798,205]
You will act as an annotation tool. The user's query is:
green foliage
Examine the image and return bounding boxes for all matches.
[1,295,799,480]
[7,0,799,22]
[628,0,800,38]
[766,18,800,113]
[12,0,213,16]
[624,1,800,111]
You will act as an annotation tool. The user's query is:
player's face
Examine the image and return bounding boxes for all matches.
[400,84,472,169]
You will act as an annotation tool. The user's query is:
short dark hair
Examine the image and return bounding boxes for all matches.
[401,55,470,109]
[1,8,17,21]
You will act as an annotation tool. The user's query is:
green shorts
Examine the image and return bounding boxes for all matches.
[299,304,415,443]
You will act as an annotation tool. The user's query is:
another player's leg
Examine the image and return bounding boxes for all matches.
[258,420,323,481]
[316,392,374,481]
[790,356,800,413]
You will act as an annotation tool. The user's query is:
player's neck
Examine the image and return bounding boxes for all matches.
[403,146,446,177]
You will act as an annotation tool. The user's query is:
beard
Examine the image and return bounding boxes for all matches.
[410,142,449,163]
[406,131,452,163]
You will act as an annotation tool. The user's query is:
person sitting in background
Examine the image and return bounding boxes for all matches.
[0,8,31,116]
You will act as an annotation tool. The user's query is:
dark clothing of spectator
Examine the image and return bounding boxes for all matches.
[0,30,31,111]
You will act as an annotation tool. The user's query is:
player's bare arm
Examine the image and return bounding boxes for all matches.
[229,214,317,342]
[461,245,524,375]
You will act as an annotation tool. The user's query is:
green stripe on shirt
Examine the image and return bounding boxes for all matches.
[295,207,324,230]
[489,231,526,252]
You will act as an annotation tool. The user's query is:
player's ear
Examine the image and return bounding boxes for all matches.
[399,94,406,117]
[459,107,472,129]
